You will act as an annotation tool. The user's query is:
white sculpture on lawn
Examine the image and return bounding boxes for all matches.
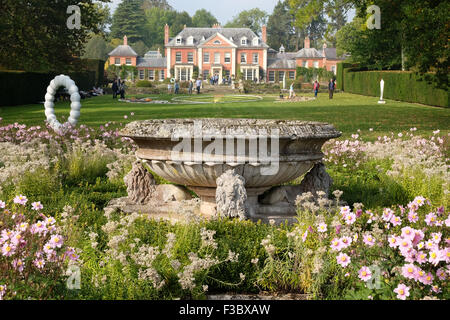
[378,78,386,104]
[44,75,81,131]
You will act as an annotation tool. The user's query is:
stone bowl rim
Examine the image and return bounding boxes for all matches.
[120,118,342,140]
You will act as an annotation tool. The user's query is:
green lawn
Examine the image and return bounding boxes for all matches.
[1,92,448,139]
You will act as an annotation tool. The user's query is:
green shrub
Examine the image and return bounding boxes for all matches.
[136,80,153,88]
[342,69,449,107]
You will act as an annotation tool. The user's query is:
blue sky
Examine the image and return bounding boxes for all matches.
[109,0,290,24]
[108,0,355,25]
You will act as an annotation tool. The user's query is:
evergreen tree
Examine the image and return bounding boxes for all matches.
[267,1,296,51]
[110,0,147,43]
[192,9,218,28]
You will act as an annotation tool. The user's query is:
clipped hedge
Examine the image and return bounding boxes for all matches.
[0,70,97,106]
[342,69,449,107]
[336,62,352,91]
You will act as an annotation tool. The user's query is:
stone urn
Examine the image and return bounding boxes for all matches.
[120,119,341,216]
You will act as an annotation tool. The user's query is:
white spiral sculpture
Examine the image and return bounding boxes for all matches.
[44,75,81,131]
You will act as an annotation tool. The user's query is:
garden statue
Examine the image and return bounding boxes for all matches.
[124,161,156,204]
[215,170,247,219]
[44,75,81,131]
[378,78,386,104]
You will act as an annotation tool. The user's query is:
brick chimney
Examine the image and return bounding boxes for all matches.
[262,25,267,43]
[212,23,221,28]
[123,35,128,46]
[164,24,170,45]
[304,36,310,49]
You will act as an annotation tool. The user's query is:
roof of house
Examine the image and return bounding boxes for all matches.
[267,52,298,69]
[136,57,166,68]
[166,27,269,48]
[108,45,138,57]
[295,48,324,59]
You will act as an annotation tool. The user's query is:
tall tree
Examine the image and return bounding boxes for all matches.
[82,35,114,60]
[324,0,351,46]
[225,8,268,34]
[110,0,147,43]
[171,11,193,35]
[267,1,297,51]
[0,0,111,71]
[141,0,172,10]
[192,9,218,28]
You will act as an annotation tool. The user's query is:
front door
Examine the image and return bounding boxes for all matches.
[212,67,222,83]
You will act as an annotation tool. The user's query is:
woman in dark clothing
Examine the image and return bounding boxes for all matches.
[112,80,118,99]
[328,79,335,99]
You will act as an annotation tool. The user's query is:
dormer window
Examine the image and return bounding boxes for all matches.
[241,37,247,45]
[176,37,182,45]
[252,37,260,46]
[187,36,194,45]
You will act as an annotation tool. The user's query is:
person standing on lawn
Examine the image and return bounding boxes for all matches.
[328,79,335,99]
[112,79,118,99]
[188,80,193,94]
[313,80,320,98]
[196,78,202,94]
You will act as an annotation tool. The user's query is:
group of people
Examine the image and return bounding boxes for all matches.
[168,79,203,95]
[311,79,337,99]
[209,74,220,85]
[112,79,126,99]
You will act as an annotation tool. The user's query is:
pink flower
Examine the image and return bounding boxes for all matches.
[340,206,350,216]
[33,258,45,269]
[330,238,342,251]
[344,212,356,225]
[401,264,417,280]
[394,284,410,300]
[388,235,399,248]
[31,201,43,211]
[382,208,394,221]
[0,200,5,209]
[436,268,447,280]
[425,212,437,226]
[408,211,418,223]
[430,232,441,244]
[363,234,375,247]
[421,272,434,285]
[413,196,426,207]
[13,195,28,205]
[358,266,372,281]
[398,238,412,251]
[49,235,63,248]
[428,250,442,266]
[340,236,352,248]
[1,242,15,257]
[30,221,47,235]
[390,215,401,226]
[401,227,415,240]
[301,230,308,242]
[123,115,128,119]
[416,251,427,264]
[317,223,327,233]
[336,253,351,267]
[12,259,24,272]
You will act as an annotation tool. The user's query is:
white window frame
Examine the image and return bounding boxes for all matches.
[268,71,275,82]
[115,58,120,65]
[213,40,221,44]
[240,53,247,63]
[241,37,247,45]
[278,71,285,82]
[204,52,210,63]
[188,52,194,63]
[139,70,145,80]
[214,52,220,64]
[148,69,154,81]
[302,61,308,68]
[289,71,295,79]
[224,53,231,64]
[126,58,132,66]
[253,53,259,64]
[160,69,165,81]
[176,37,182,45]
[176,52,182,63]
[313,61,319,68]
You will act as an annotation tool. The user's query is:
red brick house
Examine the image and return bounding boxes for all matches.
[108,27,344,83]
[164,24,269,82]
